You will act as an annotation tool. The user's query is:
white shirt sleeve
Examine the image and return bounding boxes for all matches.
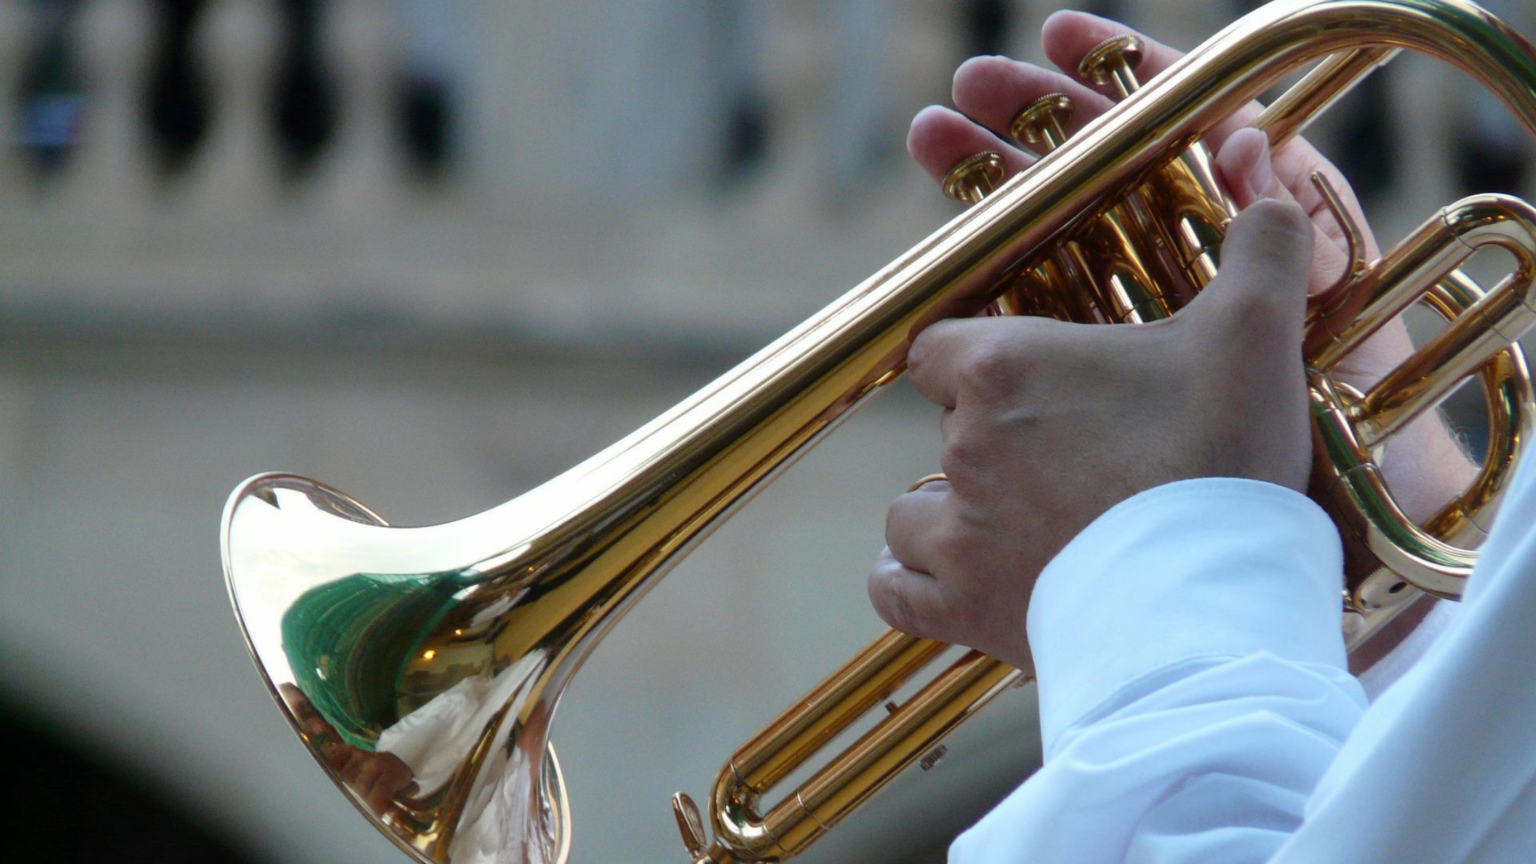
[950,466,1536,864]
[1270,456,1536,864]
[950,478,1365,864]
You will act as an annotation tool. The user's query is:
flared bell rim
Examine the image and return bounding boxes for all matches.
[221,471,391,698]
[221,474,574,864]
[219,474,417,854]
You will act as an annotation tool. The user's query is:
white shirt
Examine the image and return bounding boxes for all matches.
[950,464,1536,863]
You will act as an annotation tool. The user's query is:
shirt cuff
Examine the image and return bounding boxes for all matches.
[1027,478,1347,756]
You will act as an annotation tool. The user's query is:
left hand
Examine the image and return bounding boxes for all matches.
[869,195,1316,673]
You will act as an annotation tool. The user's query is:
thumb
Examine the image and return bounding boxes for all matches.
[1184,197,1313,347]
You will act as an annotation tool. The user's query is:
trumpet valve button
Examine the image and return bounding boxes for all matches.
[1010,92,1074,151]
[673,792,709,858]
[1079,34,1145,96]
[941,151,1006,205]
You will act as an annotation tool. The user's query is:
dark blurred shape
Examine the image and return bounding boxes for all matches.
[145,0,211,177]
[5,699,258,864]
[707,0,771,183]
[1457,131,1532,197]
[962,0,1013,59]
[272,0,337,180]
[723,91,770,180]
[1225,0,1398,205]
[1082,0,1126,23]
[15,0,86,179]
[395,0,462,181]
[1453,1,1531,195]
[397,73,453,180]
[1332,70,1395,207]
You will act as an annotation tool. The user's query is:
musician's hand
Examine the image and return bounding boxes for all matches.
[906,12,1477,522]
[870,195,1315,672]
[908,12,1382,355]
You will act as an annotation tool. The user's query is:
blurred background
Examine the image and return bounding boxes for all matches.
[1,0,1532,862]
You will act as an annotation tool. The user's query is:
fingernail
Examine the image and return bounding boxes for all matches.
[1246,137,1275,198]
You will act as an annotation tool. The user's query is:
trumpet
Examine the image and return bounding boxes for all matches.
[221,2,1536,863]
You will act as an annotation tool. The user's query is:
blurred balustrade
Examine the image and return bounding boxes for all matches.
[0,0,981,355]
[1,0,1519,355]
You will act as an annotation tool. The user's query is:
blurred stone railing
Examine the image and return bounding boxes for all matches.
[0,0,1516,353]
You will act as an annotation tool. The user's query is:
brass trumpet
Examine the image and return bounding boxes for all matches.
[222,2,1536,863]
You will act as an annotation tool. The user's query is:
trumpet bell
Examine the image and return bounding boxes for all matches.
[222,473,572,864]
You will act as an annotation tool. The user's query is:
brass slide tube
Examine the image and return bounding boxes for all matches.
[1350,199,1536,443]
[705,647,1019,861]
[1308,196,1536,599]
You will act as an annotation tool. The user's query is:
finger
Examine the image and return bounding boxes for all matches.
[885,483,950,574]
[907,316,1028,409]
[1214,128,1350,296]
[950,55,1116,154]
[907,317,1017,410]
[337,747,365,780]
[908,315,1074,410]
[1184,198,1313,345]
[365,780,395,816]
[908,105,1034,187]
[321,741,349,771]
[1042,10,1335,161]
[867,547,953,640]
[906,318,973,409]
[360,771,388,813]
[1268,144,1381,261]
[351,757,384,803]
[1039,10,1380,264]
[1040,11,1258,148]
[1213,126,1283,206]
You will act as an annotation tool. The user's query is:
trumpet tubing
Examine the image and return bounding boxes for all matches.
[221,3,1536,864]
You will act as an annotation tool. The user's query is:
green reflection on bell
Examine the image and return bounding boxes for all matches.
[282,569,475,751]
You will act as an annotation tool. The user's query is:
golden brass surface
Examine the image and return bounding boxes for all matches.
[939,152,1006,206]
[1079,34,1146,94]
[221,3,1536,863]
[1001,95,1104,322]
[1010,93,1074,151]
[906,473,950,493]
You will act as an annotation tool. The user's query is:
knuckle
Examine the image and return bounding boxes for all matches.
[930,526,972,573]
[884,496,914,548]
[869,571,923,635]
[957,341,1020,402]
[939,436,985,486]
[903,322,940,376]
[938,408,1005,488]
[906,330,933,376]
